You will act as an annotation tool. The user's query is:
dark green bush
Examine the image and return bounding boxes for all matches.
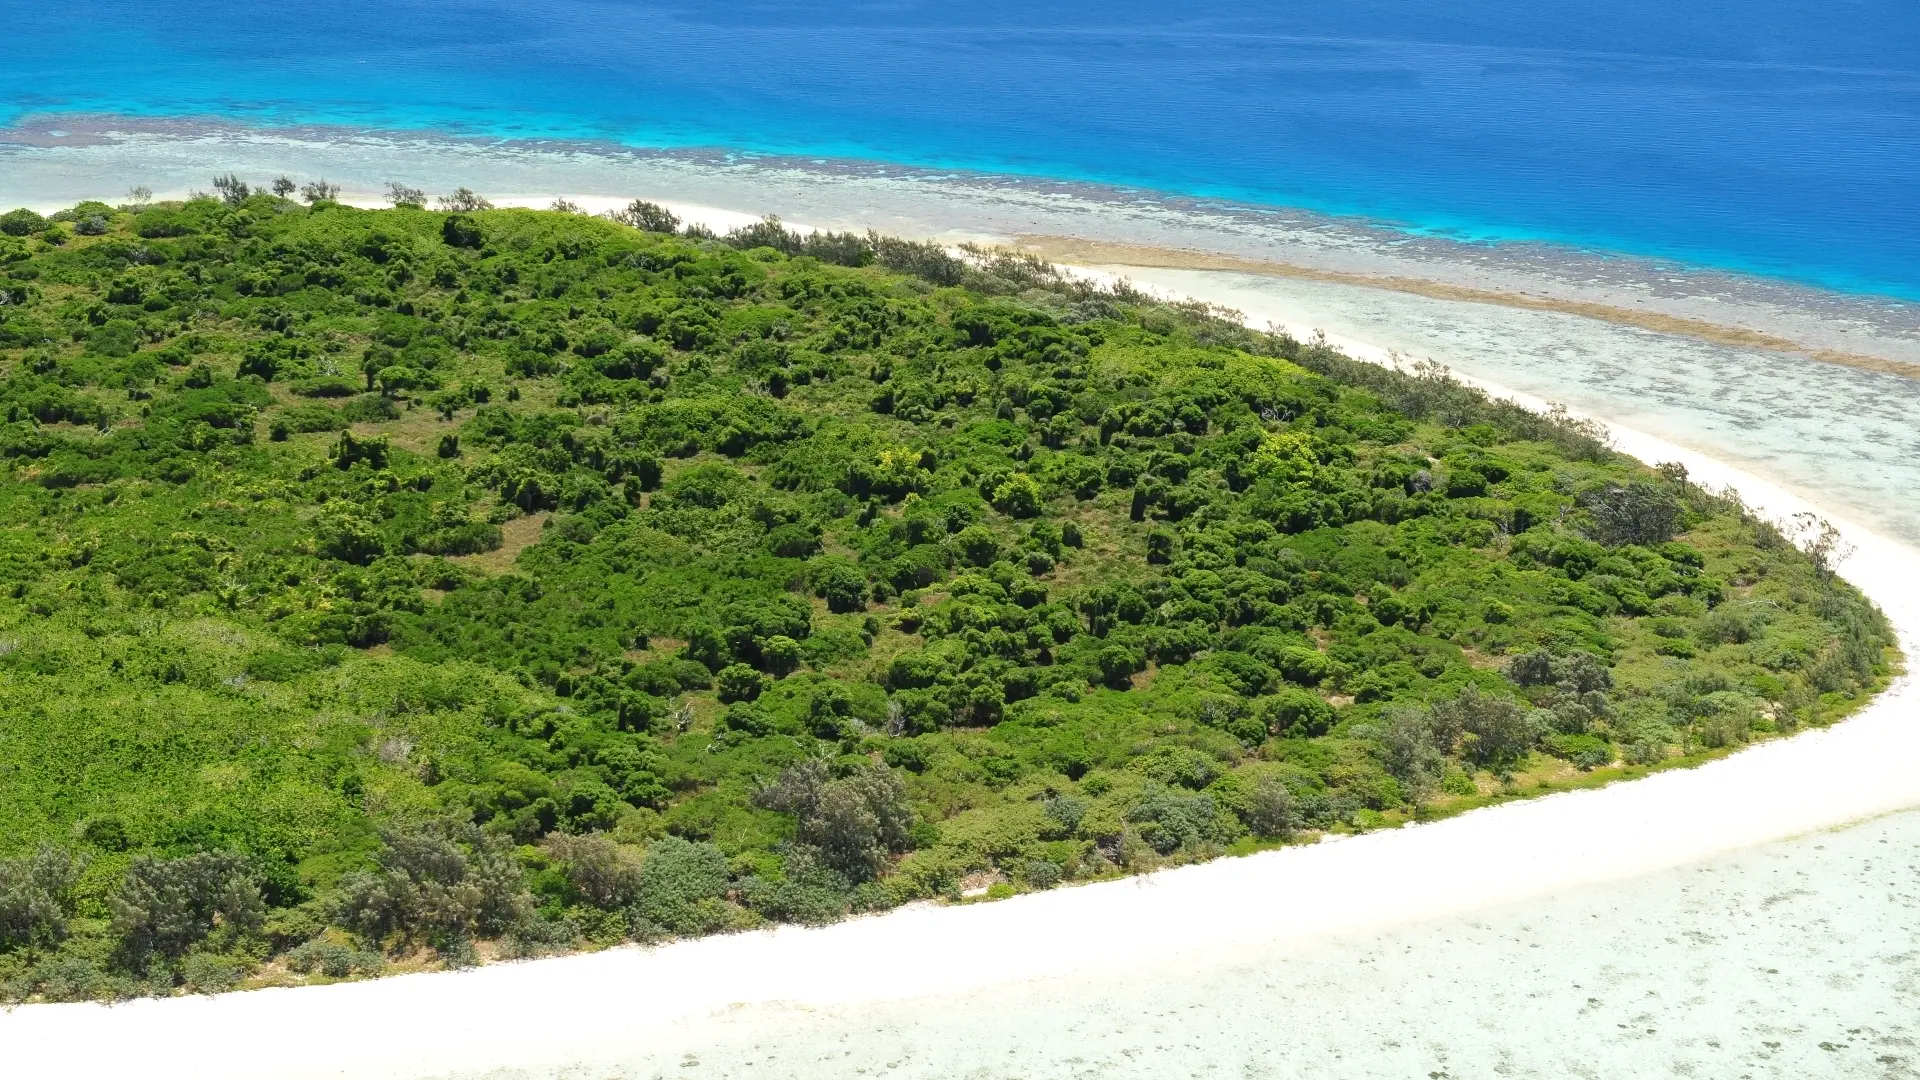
[110,852,263,964]
[0,208,47,236]
[630,836,731,937]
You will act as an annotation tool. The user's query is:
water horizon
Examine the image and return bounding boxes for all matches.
[4,0,1917,299]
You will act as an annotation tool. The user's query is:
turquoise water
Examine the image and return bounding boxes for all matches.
[3,0,1918,296]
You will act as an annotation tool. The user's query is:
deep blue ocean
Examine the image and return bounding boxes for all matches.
[3,0,1917,296]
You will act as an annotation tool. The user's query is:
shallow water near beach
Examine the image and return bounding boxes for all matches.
[4,0,1920,295]
[461,808,1920,1080]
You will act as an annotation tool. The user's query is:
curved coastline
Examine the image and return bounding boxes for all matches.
[1021,236,1920,380]
[3,225,1914,1079]
[6,116,1920,353]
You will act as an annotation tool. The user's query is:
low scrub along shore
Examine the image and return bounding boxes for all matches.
[0,187,1894,1001]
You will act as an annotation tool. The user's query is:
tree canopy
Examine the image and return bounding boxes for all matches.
[0,189,1893,1000]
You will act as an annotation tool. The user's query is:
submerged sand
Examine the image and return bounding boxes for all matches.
[3,194,1915,1077]
[1022,235,1920,380]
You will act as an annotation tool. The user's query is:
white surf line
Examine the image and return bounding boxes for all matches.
[7,241,1919,1080]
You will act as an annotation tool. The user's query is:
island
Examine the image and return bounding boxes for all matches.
[0,187,1894,1000]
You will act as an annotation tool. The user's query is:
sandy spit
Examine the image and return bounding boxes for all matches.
[4,211,1917,1080]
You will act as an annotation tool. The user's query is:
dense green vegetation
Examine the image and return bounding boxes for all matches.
[0,187,1894,1000]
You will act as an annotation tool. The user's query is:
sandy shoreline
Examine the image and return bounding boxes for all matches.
[1020,236,1920,381]
[4,197,1916,1079]
[9,118,1919,367]
[494,197,1918,376]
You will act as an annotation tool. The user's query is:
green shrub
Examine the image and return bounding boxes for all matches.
[279,403,346,434]
[716,663,770,702]
[0,846,84,949]
[0,208,48,236]
[630,837,731,938]
[0,202,1886,1000]
[333,823,528,946]
[1542,732,1613,770]
[132,207,194,238]
[1260,689,1335,739]
[111,852,264,964]
[179,951,247,994]
[87,320,142,358]
[1127,787,1232,855]
[341,395,400,423]
[291,376,360,398]
[755,760,913,882]
[285,940,385,979]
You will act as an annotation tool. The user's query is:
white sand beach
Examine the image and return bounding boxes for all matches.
[4,216,1915,1078]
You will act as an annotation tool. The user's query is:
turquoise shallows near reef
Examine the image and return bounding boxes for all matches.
[2,0,1918,297]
